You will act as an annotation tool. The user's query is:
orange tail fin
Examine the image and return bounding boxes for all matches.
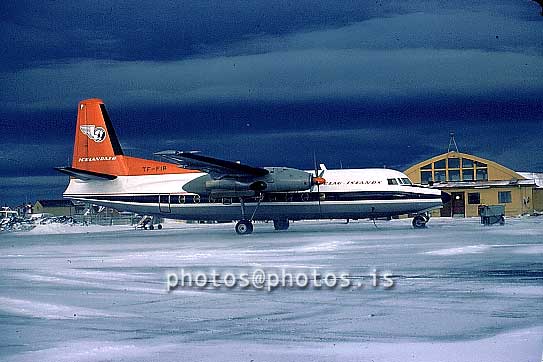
[72,98,128,175]
[71,99,198,176]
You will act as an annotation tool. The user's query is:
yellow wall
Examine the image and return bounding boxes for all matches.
[439,186,534,217]
[534,189,543,212]
[404,152,537,217]
[33,203,74,216]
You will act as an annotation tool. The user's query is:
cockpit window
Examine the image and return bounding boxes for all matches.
[387,178,398,185]
[401,178,412,185]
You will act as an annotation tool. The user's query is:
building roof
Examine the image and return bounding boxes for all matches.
[517,172,543,188]
[404,151,525,180]
[36,199,74,207]
[432,179,536,189]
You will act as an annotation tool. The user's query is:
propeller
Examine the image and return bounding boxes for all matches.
[312,152,326,214]
[532,0,543,16]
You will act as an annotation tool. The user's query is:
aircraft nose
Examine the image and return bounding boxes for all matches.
[441,191,451,204]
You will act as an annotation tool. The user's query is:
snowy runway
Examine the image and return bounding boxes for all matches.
[1,218,542,361]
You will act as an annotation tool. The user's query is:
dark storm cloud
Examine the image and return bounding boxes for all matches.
[0,0,542,206]
[3,0,539,71]
[1,0,542,111]
[2,48,542,111]
[219,7,543,56]
[0,0,406,72]
[0,176,67,207]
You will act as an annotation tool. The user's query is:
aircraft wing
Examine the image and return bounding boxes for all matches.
[155,150,269,178]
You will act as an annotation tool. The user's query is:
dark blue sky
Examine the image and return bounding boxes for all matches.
[1,0,542,206]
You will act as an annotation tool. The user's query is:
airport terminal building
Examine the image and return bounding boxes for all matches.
[404,151,543,217]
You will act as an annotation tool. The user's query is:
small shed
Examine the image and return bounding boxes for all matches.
[33,200,75,217]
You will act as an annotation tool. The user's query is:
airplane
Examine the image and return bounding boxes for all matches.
[57,98,450,234]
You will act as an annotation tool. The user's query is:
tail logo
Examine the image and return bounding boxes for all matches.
[80,125,107,143]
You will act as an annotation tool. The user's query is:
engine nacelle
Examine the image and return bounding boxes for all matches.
[183,168,313,196]
[260,167,312,192]
[205,180,255,192]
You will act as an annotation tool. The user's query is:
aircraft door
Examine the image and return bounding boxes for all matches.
[159,194,171,213]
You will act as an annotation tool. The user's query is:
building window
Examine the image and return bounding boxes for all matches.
[434,170,446,182]
[421,171,432,184]
[448,170,460,181]
[448,158,460,168]
[434,159,446,169]
[462,169,474,181]
[475,161,487,168]
[468,192,480,204]
[462,158,474,168]
[421,163,432,170]
[476,168,488,181]
[498,191,512,203]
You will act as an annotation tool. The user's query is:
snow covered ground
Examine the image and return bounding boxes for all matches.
[1,217,542,362]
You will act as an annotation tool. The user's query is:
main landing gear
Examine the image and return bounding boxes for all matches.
[234,196,263,235]
[234,196,291,234]
[412,213,430,229]
[235,219,254,235]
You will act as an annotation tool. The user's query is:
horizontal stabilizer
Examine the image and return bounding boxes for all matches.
[55,167,117,181]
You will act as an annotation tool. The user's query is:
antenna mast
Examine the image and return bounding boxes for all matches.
[448,132,459,153]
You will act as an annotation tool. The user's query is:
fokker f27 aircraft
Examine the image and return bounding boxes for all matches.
[57,99,450,234]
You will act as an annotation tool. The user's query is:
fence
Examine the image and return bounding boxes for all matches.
[73,214,140,226]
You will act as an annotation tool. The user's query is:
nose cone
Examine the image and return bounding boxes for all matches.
[441,191,451,204]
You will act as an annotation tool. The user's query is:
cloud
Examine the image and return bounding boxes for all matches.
[0,0,405,71]
[0,0,541,201]
[1,47,542,111]
[2,0,540,73]
[0,143,72,176]
[0,175,68,206]
[219,10,543,56]
[1,2,541,110]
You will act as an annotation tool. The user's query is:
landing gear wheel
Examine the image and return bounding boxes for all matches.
[235,220,254,235]
[157,224,163,230]
[273,219,290,231]
[412,215,427,229]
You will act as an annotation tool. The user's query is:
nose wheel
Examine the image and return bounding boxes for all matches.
[235,220,254,235]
